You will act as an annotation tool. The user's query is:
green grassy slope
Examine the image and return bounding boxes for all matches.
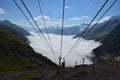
[0,27,56,72]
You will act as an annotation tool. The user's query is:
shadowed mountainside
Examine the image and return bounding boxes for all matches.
[74,15,120,41]
[93,23,120,61]
[0,26,56,72]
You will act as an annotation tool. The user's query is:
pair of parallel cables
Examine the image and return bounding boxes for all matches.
[13,0,118,63]
[65,0,118,58]
[13,0,57,62]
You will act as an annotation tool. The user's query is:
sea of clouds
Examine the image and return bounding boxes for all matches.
[27,32,101,67]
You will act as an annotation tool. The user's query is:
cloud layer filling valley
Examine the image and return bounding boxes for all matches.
[27,32,101,66]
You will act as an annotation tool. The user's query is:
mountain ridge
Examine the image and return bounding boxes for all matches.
[0,20,30,35]
[41,23,88,35]
[74,15,120,41]
[93,23,120,62]
[0,20,31,42]
[0,25,56,72]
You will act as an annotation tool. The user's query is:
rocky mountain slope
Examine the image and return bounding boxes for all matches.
[75,15,120,41]
[93,23,120,61]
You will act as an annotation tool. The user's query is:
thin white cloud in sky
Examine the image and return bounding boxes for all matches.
[99,16,111,23]
[27,32,101,67]
[28,15,114,30]
[0,8,6,14]
[69,16,90,21]
[30,15,109,29]
[82,16,90,19]
[69,17,82,21]
[92,16,111,25]
[31,15,50,22]
[65,6,70,9]
[65,24,80,27]
[30,15,62,27]
[46,21,62,27]
[30,15,62,28]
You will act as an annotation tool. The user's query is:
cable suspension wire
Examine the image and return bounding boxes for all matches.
[13,0,36,32]
[13,0,50,49]
[74,0,118,49]
[65,0,109,58]
[84,0,118,38]
[37,0,56,62]
[20,0,56,62]
[21,0,47,41]
[37,0,51,44]
[60,0,65,58]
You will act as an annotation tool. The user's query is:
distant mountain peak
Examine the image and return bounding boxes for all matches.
[110,15,120,21]
[3,20,11,23]
[0,20,30,35]
[74,15,120,40]
[80,23,88,26]
[41,23,88,35]
[3,20,18,27]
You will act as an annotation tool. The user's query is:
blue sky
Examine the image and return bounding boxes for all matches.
[0,0,120,30]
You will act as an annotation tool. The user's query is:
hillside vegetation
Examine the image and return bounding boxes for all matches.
[0,27,56,72]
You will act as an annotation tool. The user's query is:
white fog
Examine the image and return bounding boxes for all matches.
[27,32,101,67]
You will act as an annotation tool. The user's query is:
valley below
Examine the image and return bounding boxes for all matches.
[27,32,101,66]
